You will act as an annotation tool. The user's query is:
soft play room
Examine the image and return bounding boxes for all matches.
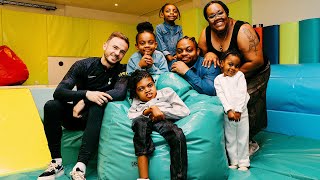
[0,0,319,179]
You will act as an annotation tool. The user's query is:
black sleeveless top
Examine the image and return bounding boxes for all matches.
[205,20,247,64]
[206,20,268,77]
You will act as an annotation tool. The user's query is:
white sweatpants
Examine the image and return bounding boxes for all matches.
[224,109,250,167]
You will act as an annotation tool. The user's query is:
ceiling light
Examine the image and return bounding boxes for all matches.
[114,3,118,7]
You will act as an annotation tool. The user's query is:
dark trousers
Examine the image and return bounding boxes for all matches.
[247,61,270,141]
[132,116,187,180]
[43,100,105,165]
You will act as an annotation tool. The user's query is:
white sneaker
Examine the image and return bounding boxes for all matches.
[249,141,260,156]
[228,165,238,169]
[38,160,64,180]
[238,166,249,171]
[70,168,86,180]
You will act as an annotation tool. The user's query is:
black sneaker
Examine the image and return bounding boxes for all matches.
[38,160,64,180]
[70,168,86,180]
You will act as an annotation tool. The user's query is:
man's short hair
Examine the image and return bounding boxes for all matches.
[107,31,130,48]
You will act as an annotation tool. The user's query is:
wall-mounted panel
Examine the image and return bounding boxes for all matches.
[48,56,85,85]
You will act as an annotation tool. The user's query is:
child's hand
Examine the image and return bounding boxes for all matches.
[227,110,235,121]
[144,54,154,68]
[234,112,241,122]
[149,106,165,122]
[139,54,153,68]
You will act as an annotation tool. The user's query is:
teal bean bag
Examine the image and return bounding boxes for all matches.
[98,72,229,179]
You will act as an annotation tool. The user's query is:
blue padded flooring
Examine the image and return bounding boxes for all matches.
[2,131,320,180]
[229,131,320,180]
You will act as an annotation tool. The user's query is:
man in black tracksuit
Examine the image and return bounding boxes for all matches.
[38,32,130,180]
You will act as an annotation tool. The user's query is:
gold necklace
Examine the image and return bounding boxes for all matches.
[219,21,229,52]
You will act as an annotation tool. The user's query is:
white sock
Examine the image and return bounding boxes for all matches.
[137,179,150,180]
[53,158,62,165]
[73,162,86,173]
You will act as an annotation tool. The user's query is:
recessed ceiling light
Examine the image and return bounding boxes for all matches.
[114,3,118,7]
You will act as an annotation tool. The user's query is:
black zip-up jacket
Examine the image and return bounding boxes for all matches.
[53,57,128,103]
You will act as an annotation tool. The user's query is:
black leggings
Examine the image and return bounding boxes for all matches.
[43,100,105,165]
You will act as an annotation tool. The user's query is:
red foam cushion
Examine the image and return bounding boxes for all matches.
[0,45,29,85]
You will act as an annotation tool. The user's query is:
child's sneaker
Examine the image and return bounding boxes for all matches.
[238,166,249,171]
[228,165,238,169]
[249,140,260,156]
[70,168,86,180]
[38,160,64,180]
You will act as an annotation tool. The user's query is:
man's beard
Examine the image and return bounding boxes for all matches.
[104,52,119,65]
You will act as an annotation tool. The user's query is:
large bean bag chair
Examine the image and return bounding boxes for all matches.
[0,45,29,85]
[98,72,229,179]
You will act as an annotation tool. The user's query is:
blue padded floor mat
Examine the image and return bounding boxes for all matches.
[2,131,320,180]
[229,131,320,180]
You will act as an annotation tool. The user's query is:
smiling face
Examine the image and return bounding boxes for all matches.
[103,37,128,67]
[135,77,157,102]
[206,3,228,33]
[162,4,179,23]
[135,32,157,55]
[176,38,199,65]
[221,54,241,77]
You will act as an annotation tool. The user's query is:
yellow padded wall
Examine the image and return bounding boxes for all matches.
[2,9,47,85]
[0,9,2,44]
[0,89,50,176]
[118,23,137,64]
[228,0,252,24]
[89,19,120,57]
[89,20,136,64]
[47,15,90,57]
[181,8,207,40]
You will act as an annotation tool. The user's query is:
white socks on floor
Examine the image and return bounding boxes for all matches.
[73,162,86,173]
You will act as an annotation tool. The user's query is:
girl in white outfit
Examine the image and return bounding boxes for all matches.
[214,49,250,171]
